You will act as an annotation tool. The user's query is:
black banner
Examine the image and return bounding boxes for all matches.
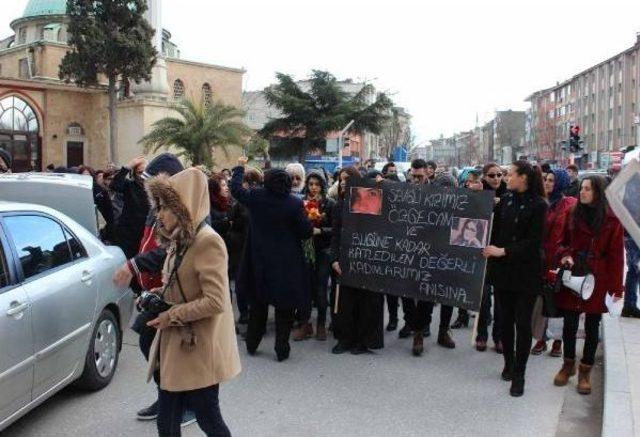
[339,179,495,311]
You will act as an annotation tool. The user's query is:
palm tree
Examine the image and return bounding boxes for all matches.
[140,98,251,168]
[246,134,271,162]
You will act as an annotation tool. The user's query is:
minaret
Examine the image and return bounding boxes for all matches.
[130,0,170,99]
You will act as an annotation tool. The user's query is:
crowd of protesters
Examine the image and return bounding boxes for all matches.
[2,146,638,434]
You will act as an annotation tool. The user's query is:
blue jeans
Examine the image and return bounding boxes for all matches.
[157,385,230,437]
[625,236,640,309]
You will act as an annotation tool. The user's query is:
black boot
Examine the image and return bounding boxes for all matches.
[275,345,290,362]
[510,374,525,397]
[398,324,413,339]
[274,310,294,362]
[621,306,640,318]
[502,355,514,381]
[451,310,470,329]
[245,325,263,355]
[386,318,398,332]
[332,342,351,354]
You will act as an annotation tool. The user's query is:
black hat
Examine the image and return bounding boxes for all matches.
[143,153,184,180]
[0,148,11,169]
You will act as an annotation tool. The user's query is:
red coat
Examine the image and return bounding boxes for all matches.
[555,208,624,314]
[544,196,577,271]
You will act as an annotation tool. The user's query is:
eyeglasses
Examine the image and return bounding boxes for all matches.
[487,173,503,179]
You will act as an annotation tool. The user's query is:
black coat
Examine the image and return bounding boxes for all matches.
[564,179,579,198]
[488,191,548,294]
[210,203,232,241]
[231,166,313,309]
[306,195,336,251]
[110,167,149,259]
[226,201,250,275]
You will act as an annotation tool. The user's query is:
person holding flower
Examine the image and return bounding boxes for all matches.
[293,170,336,341]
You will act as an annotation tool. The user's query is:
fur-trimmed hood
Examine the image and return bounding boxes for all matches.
[146,168,210,245]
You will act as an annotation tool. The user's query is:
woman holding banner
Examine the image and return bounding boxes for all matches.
[552,175,624,395]
[483,161,547,397]
[331,166,384,355]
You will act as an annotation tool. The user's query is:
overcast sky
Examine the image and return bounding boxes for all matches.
[3,0,640,143]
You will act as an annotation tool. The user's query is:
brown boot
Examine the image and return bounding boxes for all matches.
[553,358,576,386]
[316,323,327,341]
[412,331,424,356]
[577,363,593,395]
[437,330,456,349]
[293,322,313,341]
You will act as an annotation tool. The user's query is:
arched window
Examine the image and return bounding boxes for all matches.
[0,95,41,172]
[202,83,212,107]
[173,79,185,99]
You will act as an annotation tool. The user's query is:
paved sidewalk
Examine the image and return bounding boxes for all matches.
[623,317,640,437]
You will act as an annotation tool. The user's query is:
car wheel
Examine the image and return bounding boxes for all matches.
[75,309,120,390]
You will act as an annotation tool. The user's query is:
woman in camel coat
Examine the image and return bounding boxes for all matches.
[146,167,241,437]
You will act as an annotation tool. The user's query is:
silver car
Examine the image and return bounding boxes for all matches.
[0,175,134,431]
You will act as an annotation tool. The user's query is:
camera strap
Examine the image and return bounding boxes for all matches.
[161,220,208,303]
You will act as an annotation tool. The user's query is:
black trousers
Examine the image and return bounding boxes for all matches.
[386,294,399,322]
[298,249,332,325]
[495,290,536,376]
[476,285,502,343]
[246,303,295,354]
[402,298,453,332]
[157,385,230,437]
[336,286,380,348]
[562,311,602,366]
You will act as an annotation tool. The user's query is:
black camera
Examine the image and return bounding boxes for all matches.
[138,291,172,314]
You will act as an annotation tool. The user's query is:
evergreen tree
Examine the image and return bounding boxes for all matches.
[60,0,157,164]
[261,70,394,162]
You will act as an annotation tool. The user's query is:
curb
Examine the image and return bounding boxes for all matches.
[602,314,634,437]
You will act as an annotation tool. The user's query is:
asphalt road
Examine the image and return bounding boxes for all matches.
[2,310,602,437]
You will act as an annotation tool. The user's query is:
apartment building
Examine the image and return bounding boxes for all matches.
[526,33,640,167]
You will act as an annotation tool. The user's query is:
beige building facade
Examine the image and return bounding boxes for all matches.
[0,0,244,172]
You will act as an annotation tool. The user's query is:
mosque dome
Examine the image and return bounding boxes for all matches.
[22,0,67,19]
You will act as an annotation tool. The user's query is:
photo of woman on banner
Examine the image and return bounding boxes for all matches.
[450,217,488,249]
[349,187,383,216]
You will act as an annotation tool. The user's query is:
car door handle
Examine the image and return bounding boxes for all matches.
[81,270,94,284]
[7,302,29,317]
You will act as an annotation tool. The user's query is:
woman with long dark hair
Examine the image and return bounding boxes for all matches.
[553,176,624,395]
[208,173,233,242]
[331,166,384,354]
[483,160,547,397]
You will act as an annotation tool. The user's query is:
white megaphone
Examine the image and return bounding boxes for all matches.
[560,270,595,301]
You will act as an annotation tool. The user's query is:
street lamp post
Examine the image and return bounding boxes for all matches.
[338,119,355,170]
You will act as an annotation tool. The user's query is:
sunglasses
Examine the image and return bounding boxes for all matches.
[487,173,503,179]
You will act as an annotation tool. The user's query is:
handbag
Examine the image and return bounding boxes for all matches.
[541,275,560,318]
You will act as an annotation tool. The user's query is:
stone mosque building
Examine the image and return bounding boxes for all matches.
[0,0,245,172]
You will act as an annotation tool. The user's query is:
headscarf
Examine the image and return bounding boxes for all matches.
[264,169,292,197]
[285,163,305,194]
[549,169,571,205]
